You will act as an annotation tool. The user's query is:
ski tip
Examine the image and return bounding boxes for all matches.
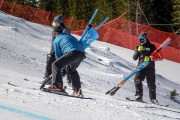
[167,37,172,41]
[109,92,116,96]
[165,105,169,107]
[105,91,110,95]
[39,85,45,90]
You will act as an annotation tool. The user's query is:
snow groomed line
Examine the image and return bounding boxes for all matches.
[0,105,54,120]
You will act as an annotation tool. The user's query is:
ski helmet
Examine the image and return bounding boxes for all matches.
[139,32,148,45]
[53,16,63,24]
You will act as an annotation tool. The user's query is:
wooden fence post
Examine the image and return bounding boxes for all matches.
[45,11,51,26]
[68,17,73,29]
[0,0,4,9]
[23,6,28,19]
[10,2,15,14]
[33,8,39,23]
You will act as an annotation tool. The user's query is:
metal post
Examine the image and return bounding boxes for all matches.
[135,0,139,36]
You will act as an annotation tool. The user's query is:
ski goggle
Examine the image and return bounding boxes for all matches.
[140,39,145,43]
[140,38,147,45]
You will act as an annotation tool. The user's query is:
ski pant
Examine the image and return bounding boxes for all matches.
[134,67,156,100]
[45,46,71,83]
[45,45,55,78]
[51,51,85,91]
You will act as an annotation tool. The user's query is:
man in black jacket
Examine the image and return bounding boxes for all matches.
[44,16,72,86]
[133,32,158,104]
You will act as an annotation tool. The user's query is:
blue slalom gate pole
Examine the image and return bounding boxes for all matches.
[80,9,98,41]
[95,17,109,30]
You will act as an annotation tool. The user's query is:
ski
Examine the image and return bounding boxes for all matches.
[7,82,93,99]
[8,82,17,87]
[41,88,94,100]
[126,97,169,107]
[106,37,171,96]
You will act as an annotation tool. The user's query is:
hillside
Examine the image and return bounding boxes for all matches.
[0,11,180,120]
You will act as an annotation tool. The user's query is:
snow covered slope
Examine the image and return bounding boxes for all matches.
[0,11,180,120]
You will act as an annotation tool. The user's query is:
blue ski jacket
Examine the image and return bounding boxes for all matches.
[53,33,85,59]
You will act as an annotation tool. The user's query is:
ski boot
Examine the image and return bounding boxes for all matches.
[135,95,143,102]
[71,88,83,97]
[150,99,159,105]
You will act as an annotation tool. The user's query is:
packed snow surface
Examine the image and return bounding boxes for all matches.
[0,11,180,120]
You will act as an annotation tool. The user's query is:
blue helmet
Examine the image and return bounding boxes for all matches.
[53,16,63,24]
[139,32,148,40]
[139,32,148,45]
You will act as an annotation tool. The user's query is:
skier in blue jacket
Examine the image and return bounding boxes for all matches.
[44,15,72,86]
[47,26,85,96]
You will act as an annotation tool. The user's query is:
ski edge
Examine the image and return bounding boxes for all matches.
[41,88,94,100]
[126,97,169,107]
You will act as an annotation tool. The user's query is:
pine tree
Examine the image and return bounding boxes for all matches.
[151,0,173,32]
[24,0,39,7]
[128,0,174,32]
[74,0,97,21]
[172,0,180,35]
[67,0,76,18]
[53,0,62,14]
[128,0,136,21]
[111,0,127,19]
[170,89,178,99]
[7,0,39,7]
[60,0,69,15]
[39,0,57,12]
[6,0,25,5]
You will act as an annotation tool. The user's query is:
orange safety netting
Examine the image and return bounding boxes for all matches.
[97,17,180,50]
[0,0,180,63]
[0,0,88,31]
[95,17,180,63]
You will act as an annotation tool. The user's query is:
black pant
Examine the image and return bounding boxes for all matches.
[134,67,156,99]
[51,51,85,91]
[45,46,72,83]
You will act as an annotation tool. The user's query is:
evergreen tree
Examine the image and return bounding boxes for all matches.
[111,0,127,19]
[53,0,63,14]
[6,0,39,7]
[6,0,24,4]
[172,0,180,35]
[97,0,127,22]
[151,0,173,32]
[67,0,76,18]
[128,0,174,32]
[39,0,57,12]
[24,0,39,7]
[75,0,97,21]
[127,0,136,21]
[60,0,69,15]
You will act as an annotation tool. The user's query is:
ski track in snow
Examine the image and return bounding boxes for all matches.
[0,11,180,120]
